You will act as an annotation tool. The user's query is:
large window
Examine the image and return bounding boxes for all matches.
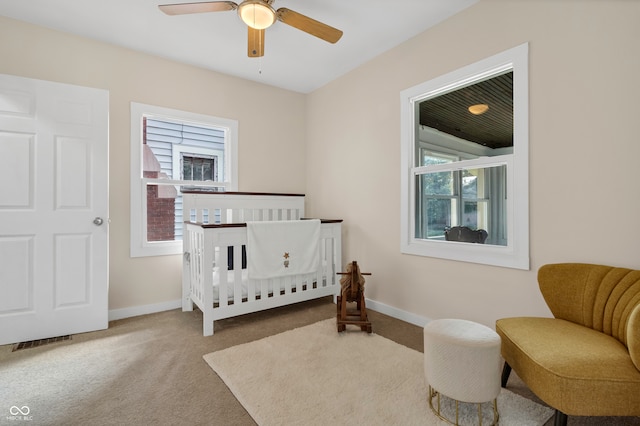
[400,43,529,269]
[130,103,238,257]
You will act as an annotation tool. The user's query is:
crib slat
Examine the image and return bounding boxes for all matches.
[218,245,229,307]
[247,277,256,302]
[260,279,269,301]
[271,277,281,299]
[315,236,325,289]
[284,275,292,296]
[232,244,243,304]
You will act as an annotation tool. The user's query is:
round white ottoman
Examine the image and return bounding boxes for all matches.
[423,319,502,425]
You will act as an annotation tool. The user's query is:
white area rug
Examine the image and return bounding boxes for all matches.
[204,319,554,426]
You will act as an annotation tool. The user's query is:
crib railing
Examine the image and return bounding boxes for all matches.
[182,191,305,224]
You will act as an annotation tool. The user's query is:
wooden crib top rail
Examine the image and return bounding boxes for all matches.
[181,190,305,197]
[186,218,343,228]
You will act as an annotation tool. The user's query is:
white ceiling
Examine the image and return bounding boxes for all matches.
[0,0,478,93]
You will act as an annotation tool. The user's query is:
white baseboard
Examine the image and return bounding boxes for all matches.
[109,299,182,322]
[365,298,430,328]
[107,297,429,328]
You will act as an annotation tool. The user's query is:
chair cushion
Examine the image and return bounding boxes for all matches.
[496,317,640,416]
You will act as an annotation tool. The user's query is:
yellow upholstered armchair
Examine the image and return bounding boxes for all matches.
[496,263,640,426]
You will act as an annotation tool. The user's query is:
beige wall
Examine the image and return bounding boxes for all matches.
[2,0,640,327]
[305,0,640,326]
[0,16,307,311]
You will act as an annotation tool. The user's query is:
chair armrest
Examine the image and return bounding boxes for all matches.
[629,304,640,371]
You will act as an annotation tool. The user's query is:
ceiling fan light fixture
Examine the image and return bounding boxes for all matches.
[238,1,276,30]
[468,103,489,115]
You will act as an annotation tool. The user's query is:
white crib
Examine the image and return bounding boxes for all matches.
[182,191,342,336]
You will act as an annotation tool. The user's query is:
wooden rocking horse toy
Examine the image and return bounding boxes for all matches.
[336,261,372,333]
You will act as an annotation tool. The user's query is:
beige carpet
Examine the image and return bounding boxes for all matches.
[204,318,554,426]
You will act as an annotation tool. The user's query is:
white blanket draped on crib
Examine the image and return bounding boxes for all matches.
[246,219,321,279]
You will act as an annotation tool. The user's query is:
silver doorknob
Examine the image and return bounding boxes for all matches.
[93,217,104,226]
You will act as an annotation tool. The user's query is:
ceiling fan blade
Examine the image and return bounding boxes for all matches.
[248,27,265,57]
[159,1,237,16]
[276,8,343,44]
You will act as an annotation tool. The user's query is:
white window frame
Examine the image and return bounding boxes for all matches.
[400,43,529,270]
[130,102,238,257]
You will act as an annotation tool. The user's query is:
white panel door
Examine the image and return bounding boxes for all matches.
[0,74,109,345]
